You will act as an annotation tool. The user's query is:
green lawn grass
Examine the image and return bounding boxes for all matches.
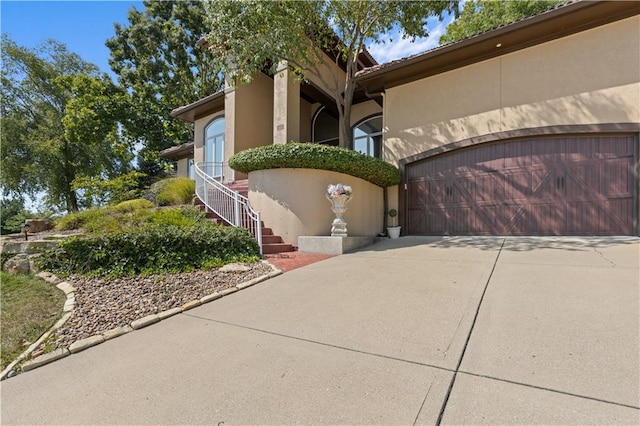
[0,272,65,370]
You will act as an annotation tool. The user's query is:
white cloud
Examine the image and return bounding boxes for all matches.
[367,12,456,64]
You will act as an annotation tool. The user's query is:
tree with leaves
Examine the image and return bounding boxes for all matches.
[440,0,562,44]
[1,35,132,212]
[0,198,35,234]
[204,0,458,149]
[106,0,223,165]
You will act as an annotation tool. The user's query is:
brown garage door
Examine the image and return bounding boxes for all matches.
[407,135,638,236]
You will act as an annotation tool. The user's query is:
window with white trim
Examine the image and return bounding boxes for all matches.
[204,116,225,178]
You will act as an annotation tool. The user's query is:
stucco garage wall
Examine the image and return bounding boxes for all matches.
[226,75,272,180]
[305,53,347,98]
[193,75,273,180]
[234,73,274,153]
[248,169,383,245]
[193,111,224,165]
[300,99,312,142]
[351,100,382,126]
[383,16,640,164]
[175,158,189,178]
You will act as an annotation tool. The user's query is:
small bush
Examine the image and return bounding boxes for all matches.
[120,206,207,230]
[54,203,207,235]
[83,214,125,234]
[1,198,35,235]
[108,198,154,213]
[55,209,107,231]
[147,206,207,227]
[152,178,196,206]
[37,222,260,277]
[228,143,401,188]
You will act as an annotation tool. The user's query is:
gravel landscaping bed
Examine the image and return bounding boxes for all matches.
[34,262,272,354]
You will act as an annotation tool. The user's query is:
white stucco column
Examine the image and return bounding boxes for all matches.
[273,60,300,144]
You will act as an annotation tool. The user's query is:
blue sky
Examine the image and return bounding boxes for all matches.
[367,14,456,63]
[1,1,143,78]
[1,0,455,77]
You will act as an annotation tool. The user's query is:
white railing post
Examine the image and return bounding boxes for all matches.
[234,191,240,227]
[195,162,263,254]
[203,175,208,207]
[256,211,263,255]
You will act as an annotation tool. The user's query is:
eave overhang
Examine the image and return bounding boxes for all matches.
[355,1,640,92]
[171,91,225,123]
[158,142,195,161]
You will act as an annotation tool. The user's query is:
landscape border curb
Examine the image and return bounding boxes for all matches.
[1,261,282,380]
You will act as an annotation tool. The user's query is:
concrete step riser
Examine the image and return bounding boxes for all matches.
[262,235,283,244]
[197,183,292,254]
[262,244,294,254]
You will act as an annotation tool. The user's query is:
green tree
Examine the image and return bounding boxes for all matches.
[204,0,457,149]
[1,36,132,212]
[106,0,223,164]
[0,198,34,235]
[71,171,147,207]
[440,0,562,44]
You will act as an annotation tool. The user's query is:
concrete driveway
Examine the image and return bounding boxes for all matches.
[1,237,639,425]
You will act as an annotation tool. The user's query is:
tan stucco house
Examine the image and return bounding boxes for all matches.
[163,0,640,249]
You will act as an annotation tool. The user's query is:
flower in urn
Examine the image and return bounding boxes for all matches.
[326,183,352,237]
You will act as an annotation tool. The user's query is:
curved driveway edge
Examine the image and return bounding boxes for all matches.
[1,237,638,425]
[1,261,281,380]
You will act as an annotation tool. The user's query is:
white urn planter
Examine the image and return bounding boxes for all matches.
[326,184,353,237]
[387,226,401,239]
[387,208,401,239]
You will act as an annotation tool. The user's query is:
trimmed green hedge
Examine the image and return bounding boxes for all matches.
[228,143,401,188]
[37,223,260,277]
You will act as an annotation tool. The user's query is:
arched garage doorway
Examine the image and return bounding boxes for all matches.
[405,133,638,236]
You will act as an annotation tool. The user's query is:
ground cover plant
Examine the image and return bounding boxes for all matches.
[0,271,65,370]
[40,203,260,277]
[54,199,195,234]
[38,223,260,277]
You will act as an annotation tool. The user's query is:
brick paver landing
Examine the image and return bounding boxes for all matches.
[265,252,335,272]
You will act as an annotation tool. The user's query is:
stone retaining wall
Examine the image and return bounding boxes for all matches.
[1,240,60,275]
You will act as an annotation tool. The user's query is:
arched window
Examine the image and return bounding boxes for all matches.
[204,116,224,178]
[353,115,382,158]
[312,106,339,146]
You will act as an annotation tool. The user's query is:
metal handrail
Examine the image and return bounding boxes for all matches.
[195,162,263,254]
[198,162,234,183]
